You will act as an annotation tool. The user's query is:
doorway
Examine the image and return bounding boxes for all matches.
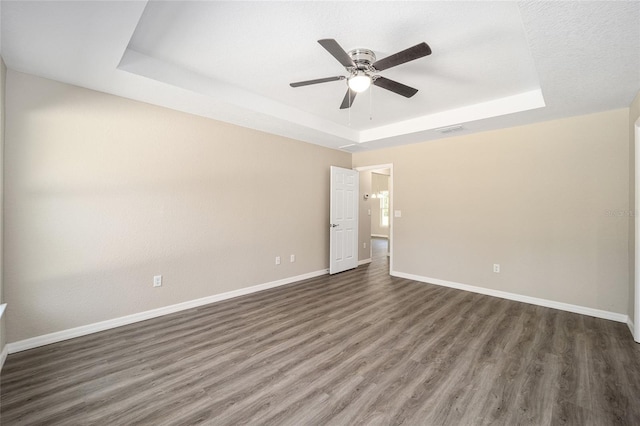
[355,164,393,273]
[370,170,391,267]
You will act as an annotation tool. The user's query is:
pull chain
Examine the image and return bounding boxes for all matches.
[369,84,373,120]
[348,89,351,126]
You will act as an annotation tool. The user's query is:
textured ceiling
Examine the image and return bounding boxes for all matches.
[2,1,639,152]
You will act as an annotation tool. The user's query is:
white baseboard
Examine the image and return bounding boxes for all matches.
[371,234,388,238]
[0,303,7,370]
[0,345,7,371]
[358,258,372,265]
[391,270,628,324]
[8,269,329,354]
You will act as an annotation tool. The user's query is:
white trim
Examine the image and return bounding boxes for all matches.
[628,318,635,340]
[391,270,628,323]
[389,168,394,273]
[7,269,328,354]
[0,304,7,370]
[354,164,394,172]
[358,258,372,266]
[0,345,7,371]
[635,119,640,341]
[371,234,389,239]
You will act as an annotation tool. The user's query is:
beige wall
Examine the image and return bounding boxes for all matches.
[354,109,630,314]
[358,170,372,261]
[4,71,351,343]
[3,68,635,344]
[629,90,640,324]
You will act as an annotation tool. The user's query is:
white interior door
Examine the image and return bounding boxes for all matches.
[330,166,359,274]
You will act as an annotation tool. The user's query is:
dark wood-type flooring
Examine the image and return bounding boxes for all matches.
[2,238,640,425]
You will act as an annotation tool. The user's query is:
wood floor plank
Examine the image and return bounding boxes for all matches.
[2,238,640,425]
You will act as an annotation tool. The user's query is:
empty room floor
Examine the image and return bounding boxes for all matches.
[2,238,640,425]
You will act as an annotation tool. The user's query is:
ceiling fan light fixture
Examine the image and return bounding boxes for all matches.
[348,73,371,93]
[290,39,430,109]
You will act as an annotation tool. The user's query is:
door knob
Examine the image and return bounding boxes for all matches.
[330,224,339,228]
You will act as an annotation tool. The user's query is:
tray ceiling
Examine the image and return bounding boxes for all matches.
[2,1,639,151]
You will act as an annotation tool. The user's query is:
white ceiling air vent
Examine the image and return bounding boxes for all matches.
[435,124,465,134]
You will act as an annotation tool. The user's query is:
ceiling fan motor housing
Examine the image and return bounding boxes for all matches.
[348,49,376,71]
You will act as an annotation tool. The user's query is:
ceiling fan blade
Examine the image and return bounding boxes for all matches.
[340,88,357,109]
[290,76,344,87]
[318,39,356,68]
[373,77,418,98]
[372,42,432,71]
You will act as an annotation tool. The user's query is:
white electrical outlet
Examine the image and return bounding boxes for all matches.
[275,256,281,265]
[290,254,295,263]
[153,275,162,287]
[363,242,367,248]
[493,264,500,273]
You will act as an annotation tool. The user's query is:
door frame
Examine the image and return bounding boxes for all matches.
[634,120,640,342]
[355,163,394,273]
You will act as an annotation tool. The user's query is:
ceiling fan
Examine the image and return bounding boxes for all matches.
[290,39,432,109]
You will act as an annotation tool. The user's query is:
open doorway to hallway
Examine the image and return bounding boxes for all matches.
[369,170,390,267]
[355,164,393,273]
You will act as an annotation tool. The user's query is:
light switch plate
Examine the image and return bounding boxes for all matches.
[394,210,402,218]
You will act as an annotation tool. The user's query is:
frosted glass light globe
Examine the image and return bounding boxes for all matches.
[348,74,371,93]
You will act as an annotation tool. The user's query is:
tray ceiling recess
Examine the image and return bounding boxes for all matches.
[3,1,639,151]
